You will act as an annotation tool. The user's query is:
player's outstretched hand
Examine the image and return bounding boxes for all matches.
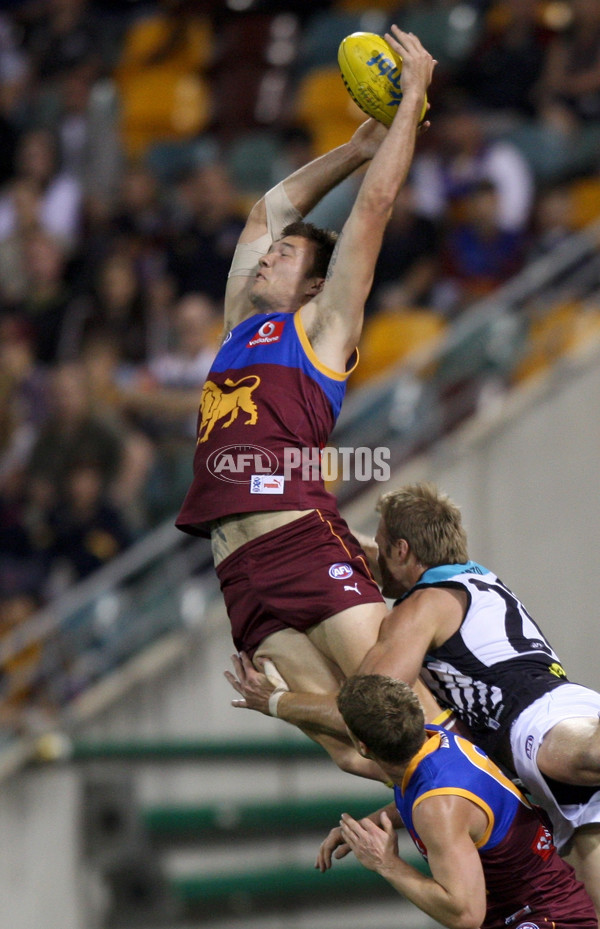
[339,810,399,873]
[316,825,352,872]
[224,651,288,716]
[384,26,436,99]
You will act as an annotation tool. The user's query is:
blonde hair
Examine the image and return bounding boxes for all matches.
[377,482,468,565]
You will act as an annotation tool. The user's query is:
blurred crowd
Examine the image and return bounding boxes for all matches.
[2,0,600,629]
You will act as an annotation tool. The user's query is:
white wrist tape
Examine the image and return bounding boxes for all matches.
[268,689,287,718]
[228,182,301,279]
[263,659,290,718]
[228,232,272,278]
[264,181,302,240]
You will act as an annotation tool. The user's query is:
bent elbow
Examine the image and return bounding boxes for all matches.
[330,745,387,783]
[455,919,482,929]
[448,903,486,929]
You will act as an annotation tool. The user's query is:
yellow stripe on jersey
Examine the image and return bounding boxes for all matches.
[294,310,359,380]
[455,736,531,807]
[430,708,455,726]
[401,730,443,794]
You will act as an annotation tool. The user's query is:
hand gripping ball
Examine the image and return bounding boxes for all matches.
[338,31,428,128]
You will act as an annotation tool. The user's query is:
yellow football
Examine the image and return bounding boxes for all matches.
[338,31,428,127]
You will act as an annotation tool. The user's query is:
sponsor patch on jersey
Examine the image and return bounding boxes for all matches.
[525,734,535,759]
[247,320,285,347]
[408,828,428,860]
[329,563,353,580]
[531,822,554,861]
[250,474,285,494]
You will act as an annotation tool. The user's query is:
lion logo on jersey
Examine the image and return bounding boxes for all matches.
[198,375,260,443]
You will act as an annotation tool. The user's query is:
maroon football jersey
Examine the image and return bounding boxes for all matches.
[482,804,596,928]
[397,728,597,929]
[176,310,356,537]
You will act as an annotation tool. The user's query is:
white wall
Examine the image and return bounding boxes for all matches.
[0,766,82,929]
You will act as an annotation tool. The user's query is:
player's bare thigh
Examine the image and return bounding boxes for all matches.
[253,627,346,693]
[306,603,442,722]
[253,627,389,781]
[304,602,387,677]
[537,716,600,784]
[256,606,442,723]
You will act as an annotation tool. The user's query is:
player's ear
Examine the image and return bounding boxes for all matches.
[357,738,371,758]
[307,276,325,297]
[346,726,372,759]
[395,538,410,563]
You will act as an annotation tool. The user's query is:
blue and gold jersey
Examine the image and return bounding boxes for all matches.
[396,726,529,856]
[176,310,357,536]
[208,311,351,419]
[395,726,597,929]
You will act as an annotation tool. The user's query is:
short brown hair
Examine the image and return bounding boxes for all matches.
[281,220,337,279]
[377,482,468,565]
[337,674,425,766]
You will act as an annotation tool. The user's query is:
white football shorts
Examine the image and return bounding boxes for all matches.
[510,682,600,851]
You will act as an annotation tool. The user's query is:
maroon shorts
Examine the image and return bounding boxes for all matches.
[216,509,385,656]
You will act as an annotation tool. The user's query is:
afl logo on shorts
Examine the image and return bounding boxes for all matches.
[525,735,535,759]
[247,320,285,347]
[514,923,539,929]
[329,563,353,580]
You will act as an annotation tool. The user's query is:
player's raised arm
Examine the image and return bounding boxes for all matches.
[223,119,387,333]
[302,28,435,371]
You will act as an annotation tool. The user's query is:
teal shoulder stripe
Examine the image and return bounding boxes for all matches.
[418,562,489,584]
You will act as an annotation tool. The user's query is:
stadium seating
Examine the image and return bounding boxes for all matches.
[113,11,213,158]
[351,307,447,388]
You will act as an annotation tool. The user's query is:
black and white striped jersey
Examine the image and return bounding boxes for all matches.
[403,562,569,752]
